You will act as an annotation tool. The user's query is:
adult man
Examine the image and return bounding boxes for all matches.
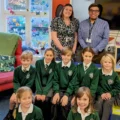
[78,3,109,63]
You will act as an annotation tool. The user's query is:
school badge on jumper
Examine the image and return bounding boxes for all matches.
[90,118,94,120]
[49,69,52,74]
[108,79,114,85]
[68,70,73,76]
[89,73,93,78]
[26,73,30,79]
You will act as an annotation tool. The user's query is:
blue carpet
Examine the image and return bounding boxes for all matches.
[0,89,13,120]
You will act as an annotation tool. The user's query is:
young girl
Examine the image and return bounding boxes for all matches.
[68,87,99,120]
[95,53,120,120]
[52,47,77,120]
[15,86,43,120]
[76,47,99,97]
[35,48,56,120]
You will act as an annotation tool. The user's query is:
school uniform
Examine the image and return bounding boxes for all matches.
[76,62,99,97]
[14,65,37,93]
[95,69,120,120]
[52,61,77,120]
[15,104,44,120]
[35,59,56,95]
[35,59,56,120]
[67,107,100,120]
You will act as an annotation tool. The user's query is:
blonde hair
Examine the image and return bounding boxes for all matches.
[100,53,115,69]
[61,47,73,56]
[72,87,94,113]
[21,50,33,60]
[16,86,32,100]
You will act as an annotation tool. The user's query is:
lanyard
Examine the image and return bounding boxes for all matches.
[88,21,95,39]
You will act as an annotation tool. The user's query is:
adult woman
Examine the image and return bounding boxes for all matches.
[51,4,79,60]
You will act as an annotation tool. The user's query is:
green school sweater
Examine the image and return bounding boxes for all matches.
[67,110,100,120]
[16,105,44,120]
[53,62,77,96]
[97,69,120,97]
[13,65,37,93]
[35,59,56,95]
[76,63,99,96]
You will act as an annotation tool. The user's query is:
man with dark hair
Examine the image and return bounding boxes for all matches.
[78,3,109,63]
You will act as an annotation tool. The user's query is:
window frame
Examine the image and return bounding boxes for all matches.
[1,0,52,47]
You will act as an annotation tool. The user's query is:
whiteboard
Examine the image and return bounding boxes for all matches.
[72,0,95,22]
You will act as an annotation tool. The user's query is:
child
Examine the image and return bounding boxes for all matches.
[75,47,99,98]
[95,53,120,120]
[14,86,43,120]
[35,48,56,120]
[4,50,37,120]
[67,87,100,120]
[52,47,77,120]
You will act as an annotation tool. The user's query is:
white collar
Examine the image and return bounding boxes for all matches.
[77,107,91,120]
[102,69,113,76]
[44,59,51,66]
[18,104,33,114]
[22,65,30,71]
[62,61,71,68]
[83,62,91,69]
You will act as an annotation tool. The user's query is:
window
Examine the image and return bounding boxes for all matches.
[1,0,52,50]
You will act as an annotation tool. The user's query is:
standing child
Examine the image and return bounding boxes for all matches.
[67,87,100,120]
[35,48,56,120]
[76,47,99,97]
[4,50,37,120]
[14,86,43,120]
[95,53,120,120]
[52,47,77,120]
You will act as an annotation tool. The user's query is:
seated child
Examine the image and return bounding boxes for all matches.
[52,47,77,120]
[4,50,37,120]
[72,47,99,105]
[35,48,56,120]
[95,53,120,120]
[14,86,43,120]
[67,87,99,120]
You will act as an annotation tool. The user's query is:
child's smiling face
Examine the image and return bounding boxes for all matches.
[44,50,54,64]
[18,91,32,109]
[102,57,113,71]
[61,53,72,65]
[77,93,89,111]
[82,51,94,64]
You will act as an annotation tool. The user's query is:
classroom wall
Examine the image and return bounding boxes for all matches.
[52,0,70,18]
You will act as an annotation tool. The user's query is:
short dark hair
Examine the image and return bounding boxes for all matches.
[88,3,100,11]
[60,3,74,20]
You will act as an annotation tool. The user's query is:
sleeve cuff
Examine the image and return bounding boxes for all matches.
[65,92,69,97]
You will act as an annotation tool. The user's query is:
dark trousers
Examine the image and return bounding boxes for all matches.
[51,103,70,120]
[51,92,72,120]
[95,97,114,120]
[35,97,52,120]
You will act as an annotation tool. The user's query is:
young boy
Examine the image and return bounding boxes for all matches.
[51,47,77,120]
[4,50,37,120]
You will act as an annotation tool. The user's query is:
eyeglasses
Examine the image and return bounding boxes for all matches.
[89,9,99,13]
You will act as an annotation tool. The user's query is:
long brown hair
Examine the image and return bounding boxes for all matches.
[59,3,74,20]
[44,48,55,61]
[72,87,95,113]
[81,47,95,61]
